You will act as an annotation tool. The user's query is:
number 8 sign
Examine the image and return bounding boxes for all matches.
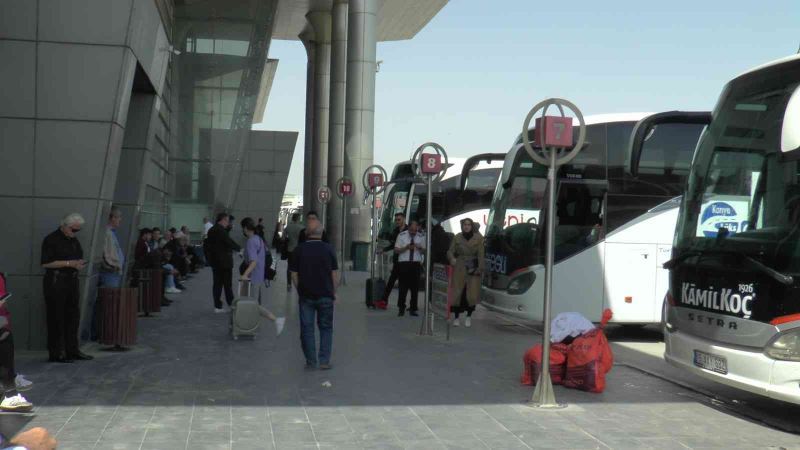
[411,142,448,183]
[421,154,442,174]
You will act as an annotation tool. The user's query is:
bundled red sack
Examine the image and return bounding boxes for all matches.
[521,343,569,385]
[562,309,614,393]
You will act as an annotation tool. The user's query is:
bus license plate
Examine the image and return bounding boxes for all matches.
[694,350,727,375]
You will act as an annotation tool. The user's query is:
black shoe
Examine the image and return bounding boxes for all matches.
[398,310,405,317]
[48,356,74,364]
[68,352,94,361]
[409,311,419,317]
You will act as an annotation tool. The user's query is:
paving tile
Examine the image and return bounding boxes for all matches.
[12,269,800,450]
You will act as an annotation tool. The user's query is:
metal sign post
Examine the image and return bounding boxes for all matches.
[521,98,586,409]
[362,165,387,292]
[411,143,448,336]
[317,186,331,229]
[336,177,354,286]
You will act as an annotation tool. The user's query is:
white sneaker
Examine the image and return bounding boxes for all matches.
[0,394,32,412]
[465,317,472,328]
[14,375,32,392]
[452,317,460,327]
[165,287,182,294]
[275,317,286,336]
[214,308,225,314]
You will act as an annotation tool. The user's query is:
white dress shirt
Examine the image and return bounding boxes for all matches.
[395,230,426,263]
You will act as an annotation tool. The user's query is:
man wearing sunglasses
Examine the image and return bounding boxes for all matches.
[40,213,91,363]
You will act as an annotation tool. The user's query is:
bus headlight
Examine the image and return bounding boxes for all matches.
[507,272,535,295]
[765,330,800,362]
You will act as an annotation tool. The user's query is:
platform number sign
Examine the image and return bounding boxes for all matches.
[421,153,442,174]
[534,116,574,148]
[317,187,331,204]
[339,179,354,196]
[368,173,384,190]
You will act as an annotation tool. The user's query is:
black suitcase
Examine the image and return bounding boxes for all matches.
[365,277,386,308]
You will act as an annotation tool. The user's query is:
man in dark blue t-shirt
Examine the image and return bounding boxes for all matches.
[289,218,339,370]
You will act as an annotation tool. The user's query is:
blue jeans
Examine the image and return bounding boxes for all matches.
[162,264,176,289]
[299,297,334,366]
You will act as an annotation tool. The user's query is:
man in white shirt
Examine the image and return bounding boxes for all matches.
[393,220,426,316]
[202,217,213,239]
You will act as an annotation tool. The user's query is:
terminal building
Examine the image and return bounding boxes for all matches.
[0,0,448,349]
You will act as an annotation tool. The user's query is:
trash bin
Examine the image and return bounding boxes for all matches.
[135,269,162,316]
[98,287,138,348]
[350,241,370,272]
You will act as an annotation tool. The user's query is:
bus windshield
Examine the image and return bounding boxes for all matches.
[674,59,800,321]
[484,153,547,284]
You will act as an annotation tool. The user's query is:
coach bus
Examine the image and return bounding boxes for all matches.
[481,112,707,325]
[644,55,800,404]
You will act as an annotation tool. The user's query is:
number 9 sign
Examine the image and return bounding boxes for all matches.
[362,165,388,195]
[412,142,448,182]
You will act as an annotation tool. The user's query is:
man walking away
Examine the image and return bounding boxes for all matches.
[378,213,407,306]
[298,211,330,243]
[290,219,338,370]
[206,213,241,313]
[394,219,426,317]
[283,213,303,292]
[41,213,93,362]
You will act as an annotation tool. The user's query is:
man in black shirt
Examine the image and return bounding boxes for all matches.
[40,213,93,363]
[378,213,406,304]
[298,211,329,243]
[290,218,338,370]
[205,213,241,313]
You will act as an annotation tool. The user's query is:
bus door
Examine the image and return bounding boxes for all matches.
[627,111,711,321]
[546,177,607,321]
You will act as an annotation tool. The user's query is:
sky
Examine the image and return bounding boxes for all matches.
[253,0,800,196]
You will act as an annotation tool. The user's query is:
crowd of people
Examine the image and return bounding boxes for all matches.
[0,202,483,417]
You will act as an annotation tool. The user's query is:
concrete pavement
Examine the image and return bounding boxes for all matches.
[4,261,800,449]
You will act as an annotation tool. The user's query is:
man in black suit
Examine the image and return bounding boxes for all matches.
[206,213,241,313]
[298,211,329,243]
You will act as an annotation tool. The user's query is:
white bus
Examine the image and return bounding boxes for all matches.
[377,154,505,236]
[481,113,707,325]
[648,55,800,404]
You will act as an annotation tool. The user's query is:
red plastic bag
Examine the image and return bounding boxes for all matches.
[521,343,569,385]
[563,309,614,393]
[375,300,388,310]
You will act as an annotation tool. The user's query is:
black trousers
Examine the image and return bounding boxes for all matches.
[381,262,400,300]
[397,262,421,312]
[452,288,476,317]
[0,330,16,396]
[43,272,80,359]
[211,266,234,308]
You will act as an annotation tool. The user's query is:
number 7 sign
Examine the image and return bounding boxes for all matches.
[534,116,573,148]
[421,153,442,174]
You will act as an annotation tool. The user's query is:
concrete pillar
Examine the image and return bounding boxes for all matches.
[300,32,316,213]
[344,0,379,250]
[306,11,332,215]
[327,0,348,252]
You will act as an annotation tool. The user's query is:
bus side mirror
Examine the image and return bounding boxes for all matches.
[782,86,800,154]
[629,111,711,177]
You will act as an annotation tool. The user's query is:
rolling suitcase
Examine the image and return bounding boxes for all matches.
[366,254,387,309]
[231,281,261,340]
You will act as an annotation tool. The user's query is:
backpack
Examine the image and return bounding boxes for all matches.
[264,244,276,281]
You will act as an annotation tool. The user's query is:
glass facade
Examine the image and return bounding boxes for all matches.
[169,0,277,228]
